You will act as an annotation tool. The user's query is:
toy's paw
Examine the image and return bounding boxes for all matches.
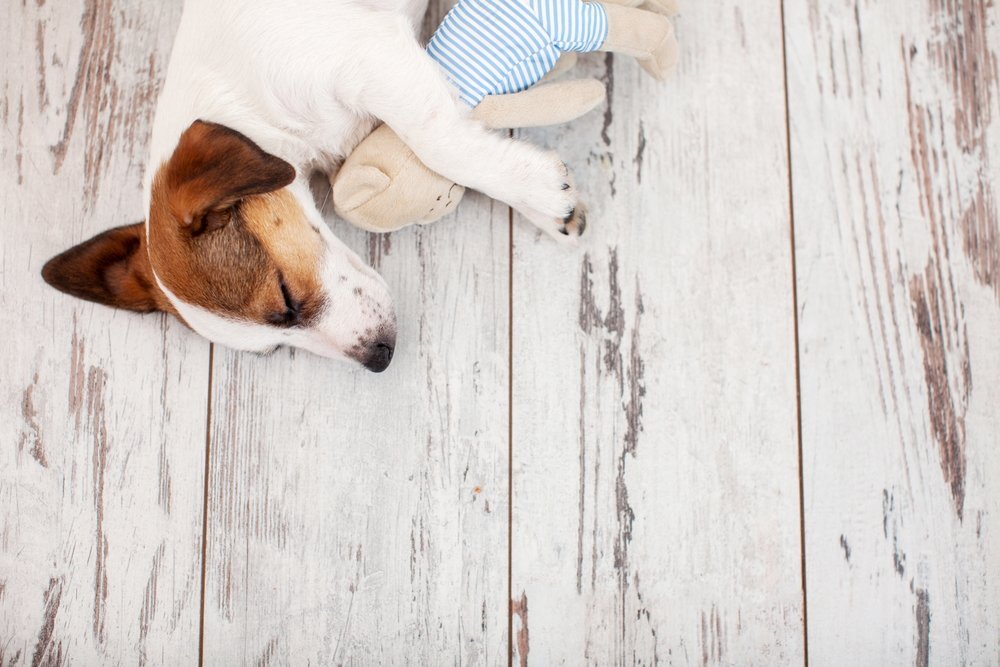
[417,183,465,225]
[512,157,588,244]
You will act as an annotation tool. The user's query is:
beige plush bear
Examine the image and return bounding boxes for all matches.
[332,0,679,233]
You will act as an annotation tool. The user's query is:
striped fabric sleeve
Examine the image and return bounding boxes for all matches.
[426,0,609,107]
[427,0,550,106]
[532,0,608,53]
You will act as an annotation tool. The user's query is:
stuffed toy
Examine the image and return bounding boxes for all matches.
[332,0,679,233]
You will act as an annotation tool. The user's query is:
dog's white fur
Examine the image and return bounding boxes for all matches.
[143,0,579,363]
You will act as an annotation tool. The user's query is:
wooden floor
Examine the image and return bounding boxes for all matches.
[2,0,998,664]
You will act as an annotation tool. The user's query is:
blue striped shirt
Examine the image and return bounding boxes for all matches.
[426,0,609,107]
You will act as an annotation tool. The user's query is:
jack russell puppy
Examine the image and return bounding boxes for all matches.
[42,0,587,372]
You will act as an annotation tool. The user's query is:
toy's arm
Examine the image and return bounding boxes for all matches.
[540,52,579,84]
[473,79,606,129]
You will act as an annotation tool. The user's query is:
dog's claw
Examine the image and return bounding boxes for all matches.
[559,206,587,238]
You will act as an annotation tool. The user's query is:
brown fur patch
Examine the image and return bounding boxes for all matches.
[42,222,175,315]
[149,184,325,324]
[44,120,324,326]
[240,191,324,312]
[163,120,296,233]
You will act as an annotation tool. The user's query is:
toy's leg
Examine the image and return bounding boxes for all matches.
[598,3,679,81]
[352,15,585,240]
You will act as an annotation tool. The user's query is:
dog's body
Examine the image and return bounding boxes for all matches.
[147,0,582,238]
[43,0,585,371]
[145,0,393,198]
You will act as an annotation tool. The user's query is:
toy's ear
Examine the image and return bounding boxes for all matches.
[474,79,607,129]
[42,222,171,314]
[333,165,392,213]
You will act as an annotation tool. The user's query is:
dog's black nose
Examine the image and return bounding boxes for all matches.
[363,340,394,373]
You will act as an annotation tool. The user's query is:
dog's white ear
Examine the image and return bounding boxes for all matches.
[161,120,296,235]
[42,222,171,313]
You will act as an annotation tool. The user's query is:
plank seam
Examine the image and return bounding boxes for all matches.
[778,1,809,664]
[197,343,215,665]
[507,200,514,667]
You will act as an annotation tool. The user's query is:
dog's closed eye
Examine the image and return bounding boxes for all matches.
[266,274,303,327]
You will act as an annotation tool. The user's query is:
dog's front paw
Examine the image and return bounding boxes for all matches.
[559,204,588,237]
[512,156,588,243]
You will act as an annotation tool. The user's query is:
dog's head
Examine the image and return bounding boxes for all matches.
[42,120,397,372]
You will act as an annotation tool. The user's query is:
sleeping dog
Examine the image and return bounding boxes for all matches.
[42,0,586,372]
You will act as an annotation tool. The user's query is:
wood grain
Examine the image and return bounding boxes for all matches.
[510,2,804,663]
[5,0,999,662]
[199,0,512,649]
[199,196,510,664]
[0,0,206,664]
[785,0,1000,662]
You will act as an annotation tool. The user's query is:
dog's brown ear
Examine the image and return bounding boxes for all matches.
[42,222,169,313]
[164,120,296,235]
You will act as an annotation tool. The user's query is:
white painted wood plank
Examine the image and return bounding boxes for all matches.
[786,0,1000,664]
[0,1,206,664]
[200,196,510,665]
[510,2,803,663]
[200,0,511,647]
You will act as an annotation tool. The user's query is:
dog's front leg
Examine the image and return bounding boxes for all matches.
[350,16,586,240]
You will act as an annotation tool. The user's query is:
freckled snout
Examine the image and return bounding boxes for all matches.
[355,290,396,372]
[301,232,399,370]
[342,254,397,372]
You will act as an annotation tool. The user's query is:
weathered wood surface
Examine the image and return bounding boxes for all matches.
[198,4,509,662]
[4,0,1000,663]
[0,1,205,665]
[786,0,1000,663]
[510,2,804,663]
[199,201,510,664]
